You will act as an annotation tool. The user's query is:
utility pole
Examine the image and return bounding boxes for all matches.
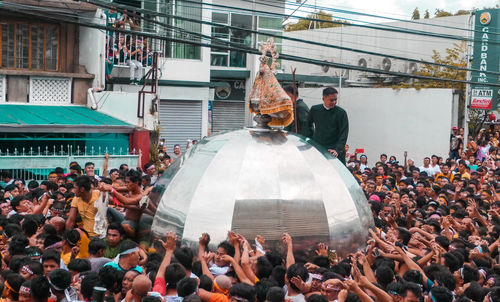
[463,11,475,146]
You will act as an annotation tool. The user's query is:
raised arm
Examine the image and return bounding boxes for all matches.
[152,232,177,296]
[228,231,241,264]
[100,183,142,205]
[137,149,143,172]
[221,254,253,285]
[198,233,215,280]
[352,258,391,302]
[240,241,257,284]
[32,193,51,215]
[103,153,109,177]
[394,246,430,287]
[282,233,295,269]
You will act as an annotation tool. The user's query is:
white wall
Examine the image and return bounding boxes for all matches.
[91,91,157,130]
[282,15,470,79]
[79,9,106,88]
[300,88,454,166]
[157,0,212,83]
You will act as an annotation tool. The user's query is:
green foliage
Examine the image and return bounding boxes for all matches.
[455,10,470,16]
[435,9,453,18]
[392,42,493,135]
[285,10,348,32]
[432,9,470,18]
[412,7,420,20]
[394,42,466,90]
[424,10,430,19]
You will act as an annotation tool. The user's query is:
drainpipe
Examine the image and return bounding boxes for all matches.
[88,87,103,110]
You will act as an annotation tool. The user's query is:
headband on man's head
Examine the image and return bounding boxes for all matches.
[213,279,229,295]
[22,266,34,276]
[120,247,139,256]
[5,281,18,294]
[19,286,30,295]
[46,241,62,250]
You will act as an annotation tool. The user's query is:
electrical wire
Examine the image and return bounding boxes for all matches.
[125,0,500,49]
[246,0,500,36]
[3,3,497,88]
[85,0,500,76]
[171,0,490,42]
[0,0,473,63]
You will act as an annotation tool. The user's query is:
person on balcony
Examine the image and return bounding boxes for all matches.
[127,37,143,84]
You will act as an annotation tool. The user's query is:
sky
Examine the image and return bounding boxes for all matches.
[286,0,500,23]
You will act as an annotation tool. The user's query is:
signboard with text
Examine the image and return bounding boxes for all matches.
[470,9,500,110]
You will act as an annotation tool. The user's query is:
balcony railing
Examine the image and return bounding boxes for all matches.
[107,32,163,68]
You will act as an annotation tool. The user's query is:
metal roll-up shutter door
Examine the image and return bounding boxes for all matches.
[159,100,202,152]
[212,101,245,133]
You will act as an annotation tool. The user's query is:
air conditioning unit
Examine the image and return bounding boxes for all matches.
[355,56,374,79]
[358,57,368,69]
[381,58,392,72]
[407,62,418,74]
[321,61,330,73]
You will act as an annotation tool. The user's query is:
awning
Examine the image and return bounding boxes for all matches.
[0,104,135,133]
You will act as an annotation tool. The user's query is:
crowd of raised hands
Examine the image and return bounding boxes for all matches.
[132,219,498,302]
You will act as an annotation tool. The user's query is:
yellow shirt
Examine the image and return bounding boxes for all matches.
[460,172,471,180]
[71,190,100,237]
[77,229,90,258]
[61,251,71,266]
[61,231,91,266]
[435,173,454,183]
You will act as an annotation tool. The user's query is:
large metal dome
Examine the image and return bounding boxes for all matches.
[150,129,374,255]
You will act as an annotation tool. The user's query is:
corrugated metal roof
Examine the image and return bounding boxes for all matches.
[0,105,135,133]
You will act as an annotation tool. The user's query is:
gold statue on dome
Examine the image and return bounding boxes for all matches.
[248,38,294,128]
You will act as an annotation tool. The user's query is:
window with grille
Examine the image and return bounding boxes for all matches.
[0,23,59,71]
[210,12,253,68]
[158,0,202,60]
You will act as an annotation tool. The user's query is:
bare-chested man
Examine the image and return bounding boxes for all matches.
[101,169,145,238]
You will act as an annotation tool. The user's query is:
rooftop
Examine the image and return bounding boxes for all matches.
[0,104,135,133]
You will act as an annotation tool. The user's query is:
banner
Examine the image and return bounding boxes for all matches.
[470,9,500,110]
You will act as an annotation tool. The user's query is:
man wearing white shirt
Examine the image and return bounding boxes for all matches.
[419,157,434,177]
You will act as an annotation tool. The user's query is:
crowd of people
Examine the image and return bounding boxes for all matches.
[0,123,498,302]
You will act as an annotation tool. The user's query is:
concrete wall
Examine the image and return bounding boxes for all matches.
[299,88,454,165]
[92,90,157,130]
[282,15,469,80]
[79,9,106,89]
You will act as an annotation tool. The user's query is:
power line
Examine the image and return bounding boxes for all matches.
[250,0,500,36]
[138,0,500,48]
[5,4,499,88]
[173,0,481,42]
[85,0,500,76]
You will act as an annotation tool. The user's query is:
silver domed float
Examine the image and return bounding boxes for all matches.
[150,39,374,256]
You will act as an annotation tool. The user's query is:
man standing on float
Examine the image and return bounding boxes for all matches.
[308,87,349,165]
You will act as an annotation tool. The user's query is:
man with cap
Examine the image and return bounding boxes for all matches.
[308,87,349,164]
[449,126,462,160]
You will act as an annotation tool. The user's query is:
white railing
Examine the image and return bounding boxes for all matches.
[107,32,162,68]
[0,145,140,181]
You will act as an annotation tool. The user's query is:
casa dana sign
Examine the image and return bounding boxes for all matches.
[470,9,500,110]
